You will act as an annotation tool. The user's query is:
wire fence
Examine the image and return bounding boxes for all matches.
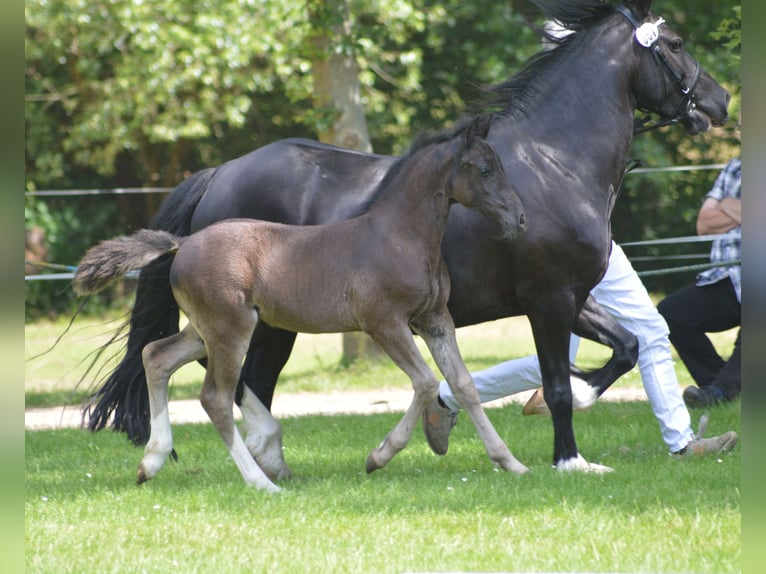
[25,163,739,281]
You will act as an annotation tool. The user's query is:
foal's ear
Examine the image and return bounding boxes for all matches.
[465,114,492,144]
[623,0,653,19]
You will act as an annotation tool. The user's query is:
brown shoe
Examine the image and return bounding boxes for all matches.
[676,431,738,456]
[522,388,549,416]
[673,414,738,456]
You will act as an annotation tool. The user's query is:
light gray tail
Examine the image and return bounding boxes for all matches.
[73,229,183,295]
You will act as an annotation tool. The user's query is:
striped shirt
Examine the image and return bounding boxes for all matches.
[696,157,741,302]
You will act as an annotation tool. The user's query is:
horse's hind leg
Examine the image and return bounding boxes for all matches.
[415,312,528,474]
[572,294,639,395]
[236,325,296,480]
[239,386,291,480]
[198,310,280,492]
[523,294,639,416]
[138,325,206,484]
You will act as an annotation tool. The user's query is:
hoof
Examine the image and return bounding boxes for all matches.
[365,450,384,474]
[251,481,282,494]
[136,466,151,485]
[555,454,614,474]
[504,460,531,475]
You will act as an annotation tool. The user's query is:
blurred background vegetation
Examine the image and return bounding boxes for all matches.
[25,0,740,320]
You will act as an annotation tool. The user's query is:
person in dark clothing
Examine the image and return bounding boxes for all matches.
[658,158,741,408]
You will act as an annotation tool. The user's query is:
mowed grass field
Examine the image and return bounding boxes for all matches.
[25,315,741,573]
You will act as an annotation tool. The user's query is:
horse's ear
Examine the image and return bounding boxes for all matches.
[465,114,492,144]
[623,0,652,19]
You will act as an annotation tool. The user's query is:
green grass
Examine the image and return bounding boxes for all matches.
[25,314,738,408]
[24,314,647,408]
[25,313,741,572]
[26,401,741,573]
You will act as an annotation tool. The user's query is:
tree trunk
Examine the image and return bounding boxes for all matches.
[307,0,384,362]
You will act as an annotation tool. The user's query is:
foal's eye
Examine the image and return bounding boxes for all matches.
[669,38,683,52]
[479,165,492,177]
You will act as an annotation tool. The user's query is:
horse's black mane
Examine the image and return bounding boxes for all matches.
[477,0,617,118]
[352,115,479,216]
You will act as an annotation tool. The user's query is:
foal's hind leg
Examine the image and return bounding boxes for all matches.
[138,325,206,484]
[197,310,280,492]
[239,386,291,480]
[415,312,528,474]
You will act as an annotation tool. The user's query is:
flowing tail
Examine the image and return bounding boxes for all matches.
[74,230,184,296]
[81,167,215,445]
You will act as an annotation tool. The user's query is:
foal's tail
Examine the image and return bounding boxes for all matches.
[73,230,184,296]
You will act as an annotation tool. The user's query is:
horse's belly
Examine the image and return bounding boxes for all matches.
[252,281,360,335]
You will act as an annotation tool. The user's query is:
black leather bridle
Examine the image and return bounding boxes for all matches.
[615,5,701,134]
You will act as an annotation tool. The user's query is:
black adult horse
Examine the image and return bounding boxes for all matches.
[84,0,728,473]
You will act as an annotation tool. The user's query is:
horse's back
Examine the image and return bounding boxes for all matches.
[190,138,395,232]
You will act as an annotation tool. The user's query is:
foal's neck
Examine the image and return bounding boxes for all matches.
[364,141,455,240]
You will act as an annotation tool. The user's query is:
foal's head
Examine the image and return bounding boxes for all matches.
[452,115,527,240]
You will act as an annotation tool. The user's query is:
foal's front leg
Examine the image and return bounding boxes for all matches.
[138,325,206,484]
[415,312,529,475]
[364,320,441,473]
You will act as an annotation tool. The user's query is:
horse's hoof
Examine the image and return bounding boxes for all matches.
[522,389,549,416]
[555,454,614,474]
[365,451,384,474]
[496,457,530,475]
[136,466,150,485]
[253,481,282,494]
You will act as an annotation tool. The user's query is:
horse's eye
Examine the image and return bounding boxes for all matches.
[479,165,492,177]
[669,38,683,52]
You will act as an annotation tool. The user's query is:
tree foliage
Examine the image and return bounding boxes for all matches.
[25,0,740,317]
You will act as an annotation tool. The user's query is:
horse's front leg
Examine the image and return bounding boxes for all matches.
[363,320,441,473]
[528,304,613,473]
[138,325,206,484]
[523,294,639,415]
[415,311,528,475]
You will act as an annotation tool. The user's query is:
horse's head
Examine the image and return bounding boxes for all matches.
[454,115,527,240]
[620,0,730,134]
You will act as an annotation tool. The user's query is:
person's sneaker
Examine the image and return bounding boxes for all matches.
[423,398,458,455]
[672,414,738,457]
[675,431,738,457]
[683,385,724,409]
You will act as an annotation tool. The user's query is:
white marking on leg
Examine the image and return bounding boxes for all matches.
[229,428,281,493]
[555,453,614,473]
[240,388,291,480]
[140,405,174,480]
[570,375,599,411]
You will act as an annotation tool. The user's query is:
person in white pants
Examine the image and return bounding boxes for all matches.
[424,241,738,457]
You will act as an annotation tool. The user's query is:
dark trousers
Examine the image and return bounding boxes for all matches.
[657,278,741,400]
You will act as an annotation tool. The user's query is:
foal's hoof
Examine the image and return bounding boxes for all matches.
[365,450,384,474]
[136,466,151,485]
[498,459,530,475]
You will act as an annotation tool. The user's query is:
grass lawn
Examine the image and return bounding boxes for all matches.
[25,401,741,573]
[25,314,741,573]
[25,314,738,408]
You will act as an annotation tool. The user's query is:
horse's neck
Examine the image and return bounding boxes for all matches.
[364,144,453,246]
[521,24,636,179]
